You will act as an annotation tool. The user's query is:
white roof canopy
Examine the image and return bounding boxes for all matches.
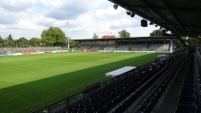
[105,66,136,77]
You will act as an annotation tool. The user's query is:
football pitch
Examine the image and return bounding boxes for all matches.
[0,52,160,113]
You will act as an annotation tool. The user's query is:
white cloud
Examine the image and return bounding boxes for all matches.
[0,0,36,12]
[0,0,157,39]
[96,7,123,19]
[46,0,96,20]
[34,15,55,27]
[0,8,24,24]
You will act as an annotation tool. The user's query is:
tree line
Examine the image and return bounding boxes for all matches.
[0,28,163,48]
[0,28,198,48]
[0,27,78,48]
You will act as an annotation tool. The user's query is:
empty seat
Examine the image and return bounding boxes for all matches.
[144,97,153,104]
[182,84,195,90]
[121,100,129,112]
[178,95,197,105]
[105,101,113,112]
[112,104,123,113]
[175,104,197,113]
[135,103,151,113]
[135,111,144,113]
[96,106,105,113]
[180,89,196,97]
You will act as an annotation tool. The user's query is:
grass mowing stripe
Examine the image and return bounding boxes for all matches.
[0,52,160,113]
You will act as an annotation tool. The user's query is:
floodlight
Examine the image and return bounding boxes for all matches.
[130,13,135,17]
[113,4,118,10]
[126,11,131,15]
[149,22,154,25]
[141,19,147,27]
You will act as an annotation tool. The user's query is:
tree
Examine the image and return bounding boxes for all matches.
[118,30,131,38]
[41,27,66,47]
[17,37,29,47]
[0,36,4,47]
[70,40,79,48]
[150,29,162,36]
[6,34,15,47]
[30,38,41,47]
[92,33,99,39]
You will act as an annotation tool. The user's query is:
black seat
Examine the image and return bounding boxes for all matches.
[135,103,151,113]
[112,104,123,113]
[180,89,196,97]
[175,104,197,113]
[178,95,197,105]
[105,101,113,112]
[96,106,105,113]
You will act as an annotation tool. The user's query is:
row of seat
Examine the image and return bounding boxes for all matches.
[175,53,200,113]
[31,50,184,113]
[134,54,184,113]
[65,60,169,113]
[62,51,185,113]
[69,52,186,113]
[111,54,184,113]
[139,66,178,112]
[32,50,186,113]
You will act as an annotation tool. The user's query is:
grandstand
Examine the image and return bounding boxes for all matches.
[0,47,67,56]
[75,37,174,53]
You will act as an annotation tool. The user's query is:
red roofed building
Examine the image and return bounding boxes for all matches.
[102,35,115,39]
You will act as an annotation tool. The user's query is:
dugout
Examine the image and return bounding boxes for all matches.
[105,66,136,77]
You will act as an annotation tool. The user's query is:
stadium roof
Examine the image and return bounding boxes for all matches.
[73,36,175,41]
[108,0,201,38]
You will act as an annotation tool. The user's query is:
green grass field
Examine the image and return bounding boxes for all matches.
[0,52,160,113]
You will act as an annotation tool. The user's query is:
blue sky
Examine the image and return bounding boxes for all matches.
[0,0,158,39]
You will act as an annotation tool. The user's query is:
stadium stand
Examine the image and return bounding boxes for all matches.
[30,46,201,113]
[148,44,170,52]
[0,47,67,56]
[90,45,102,51]
[77,45,92,51]
[174,49,200,113]
[102,45,116,52]
[115,45,130,51]
[130,44,148,51]
[75,37,173,53]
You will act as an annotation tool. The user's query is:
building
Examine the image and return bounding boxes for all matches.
[102,35,115,39]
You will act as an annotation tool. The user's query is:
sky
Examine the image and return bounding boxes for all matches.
[0,0,159,39]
